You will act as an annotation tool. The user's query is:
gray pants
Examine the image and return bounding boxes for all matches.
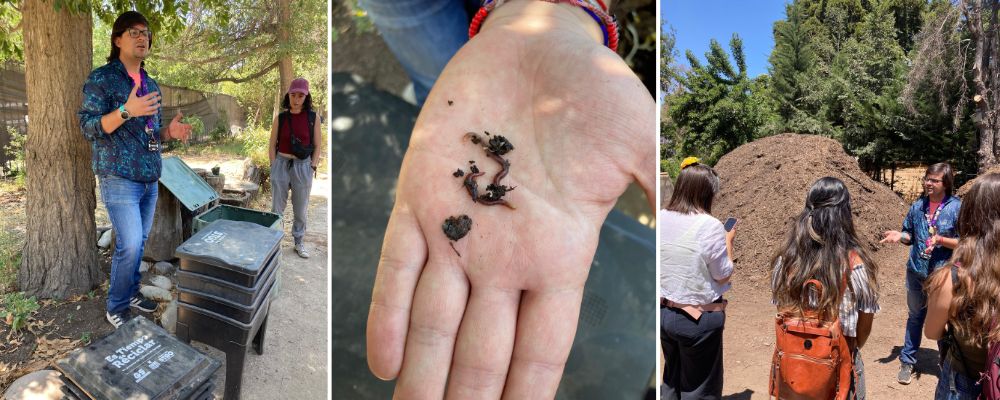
[271,154,313,244]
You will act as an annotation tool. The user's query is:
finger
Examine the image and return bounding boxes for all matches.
[176,110,184,119]
[501,288,584,400]
[445,286,520,399]
[366,203,428,380]
[394,257,469,399]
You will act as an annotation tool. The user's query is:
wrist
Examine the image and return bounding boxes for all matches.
[477,0,607,48]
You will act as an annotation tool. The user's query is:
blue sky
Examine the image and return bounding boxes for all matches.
[663,1,789,78]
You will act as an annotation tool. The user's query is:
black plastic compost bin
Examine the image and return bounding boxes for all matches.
[159,156,282,240]
[173,219,283,400]
[54,316,220,400]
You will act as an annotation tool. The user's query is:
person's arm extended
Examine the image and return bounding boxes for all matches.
[935,236,959,250]
[856,312,874,349]
[924,268,953,341]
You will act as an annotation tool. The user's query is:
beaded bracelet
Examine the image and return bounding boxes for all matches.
[469,0,619,52]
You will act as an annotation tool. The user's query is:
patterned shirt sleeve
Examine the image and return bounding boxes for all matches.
[901,203,916,246]
[850,263,879,314]
[79,70,109,141]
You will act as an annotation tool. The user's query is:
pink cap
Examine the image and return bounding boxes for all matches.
[288,78,309,95]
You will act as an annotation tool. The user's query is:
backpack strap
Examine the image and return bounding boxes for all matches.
[308,110,316,147]
[276,111,289,150]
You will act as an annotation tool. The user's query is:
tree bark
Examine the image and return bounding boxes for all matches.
[967,0,1000,171]
[17,0,101,297]
[273,0,294,119]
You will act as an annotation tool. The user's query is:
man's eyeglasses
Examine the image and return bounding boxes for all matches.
[125,28,152,39]
[923,177,943,184]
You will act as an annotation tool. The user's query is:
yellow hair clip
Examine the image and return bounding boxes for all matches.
[680,157,701,170]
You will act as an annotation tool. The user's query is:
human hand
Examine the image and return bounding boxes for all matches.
[366,3,655,399]
[124,83,160,117]
[880,230,903,244]
[168,112,191,143]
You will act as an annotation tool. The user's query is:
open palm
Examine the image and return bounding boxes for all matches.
[367,5,655,399]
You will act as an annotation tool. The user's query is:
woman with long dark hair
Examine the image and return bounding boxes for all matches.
[268,78,322,258]
[924,173,1000,399]
[770,177,879,398]
[660,159,735,399]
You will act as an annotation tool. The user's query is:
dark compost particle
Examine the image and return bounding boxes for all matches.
[443,215,473,256]
[487,136,514,156]
[452,169,465,177]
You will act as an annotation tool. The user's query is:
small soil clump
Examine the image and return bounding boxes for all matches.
[443,215,472,241]
[487,136,514,156]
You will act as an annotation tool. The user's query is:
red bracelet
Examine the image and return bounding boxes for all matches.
[469,0,619,52]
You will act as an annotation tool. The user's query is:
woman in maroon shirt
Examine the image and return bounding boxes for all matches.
[268,78,322,258]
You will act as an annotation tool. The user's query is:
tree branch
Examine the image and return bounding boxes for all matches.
[205,60,279,83]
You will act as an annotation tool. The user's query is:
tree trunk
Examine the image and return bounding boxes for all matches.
[273,0,294,119]
[17,0,100,297]
[967,0,1000,172]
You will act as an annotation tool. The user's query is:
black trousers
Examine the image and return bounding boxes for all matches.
[660,304,725,400]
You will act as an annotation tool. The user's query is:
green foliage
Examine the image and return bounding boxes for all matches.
[769,2,816,122]
[3,127,26,185]
[0,228,20,294]
[241,123,272,171]
[661,20,680,94]
[182,115,205,141]
[664,0,975,176]
[1,292,39,333]
[150,0,327,124]
[0,3,22,62]
[667,34,779,165]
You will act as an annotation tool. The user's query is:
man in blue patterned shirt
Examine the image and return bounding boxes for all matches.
[881,162,962,384]
[78,11,192,329]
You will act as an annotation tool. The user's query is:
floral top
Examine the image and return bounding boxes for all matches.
[78,59,163,183]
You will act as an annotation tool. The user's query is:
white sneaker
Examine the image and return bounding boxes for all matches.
[106,310,133,329]
[294,243,310,259]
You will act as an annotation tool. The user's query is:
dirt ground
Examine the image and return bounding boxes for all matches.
[661,134,945,398]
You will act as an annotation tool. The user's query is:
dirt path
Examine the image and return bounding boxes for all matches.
[720,260,941,398]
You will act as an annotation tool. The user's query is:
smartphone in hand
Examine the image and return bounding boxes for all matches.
[723,217,738,232]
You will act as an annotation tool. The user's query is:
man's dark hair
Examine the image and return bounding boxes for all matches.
[926,162,955,197]
[107,11,152,63]
[281,93,313,112]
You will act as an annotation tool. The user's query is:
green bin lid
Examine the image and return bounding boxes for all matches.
[159,156,219,211]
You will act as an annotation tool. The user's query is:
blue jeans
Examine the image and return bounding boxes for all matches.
[358,0,479,105]
[902,270,935,365]
[99,175,157,314]
[935,358,982,399]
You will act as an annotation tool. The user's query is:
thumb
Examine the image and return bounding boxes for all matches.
[173,111,183,122]
[130,83,139,97]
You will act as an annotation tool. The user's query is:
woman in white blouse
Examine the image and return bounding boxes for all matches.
[660,159,735,399]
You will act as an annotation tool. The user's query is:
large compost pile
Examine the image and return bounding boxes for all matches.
[709,134,911,286]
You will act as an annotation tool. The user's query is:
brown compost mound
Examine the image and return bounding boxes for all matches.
[710,134,911,286]
[957,165,1000,197]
